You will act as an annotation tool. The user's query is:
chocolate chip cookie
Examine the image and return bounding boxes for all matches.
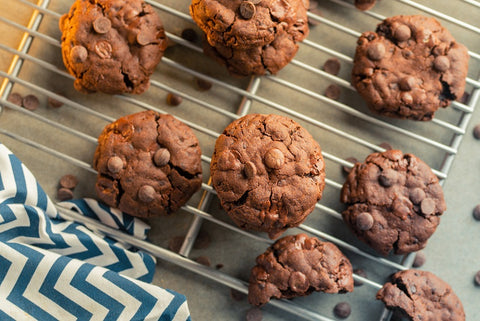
[210,114,325,239]
[377,270,465,321]
[59,0,168,94]
[248,233,354,306]
[93,111,202,217]
[340,150,446,255]
[352,15,469,120]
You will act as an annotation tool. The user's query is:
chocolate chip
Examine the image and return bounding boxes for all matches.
[394,25,411,42]
[193,230,211,249]
[378,169,397,187]
[195,256,211,267]
[264,148,284,169]
[379,142,393,150]
[353,268,368,286]
[325,84,341,100]
[420,198,436,215]
[95,41,112,59]
[472,204,480,221]
[7,92,23,106]
[181,28,198,42]
[230,288,247,301]
[246,308,263,321]
[244,161,257,178]
[136,32,152,46]
[333,302,351,319]
[194,77,213,91]
[343,157,358,174]
[138,185,155,203]
[216,263,224,269]
[22,94,39,111]
[93,17,111,34]
[48,95,64,108]
[356,212,374,230]
[59,174,78,190]
[460,92,470,104]
[70,45,88,63]
[107,156,123,173]
[473,124,480,139]
[57,187,74,201]
[399,76,415,91]
[168,235,185,253]
[413,251,426,268]
[166,93,182,106]
[409,187,426,204]
[289,271,308,292]
[323,58,341,75]
[367,42,385,61]
[239,1,256,20]
[154,148,170,167]
[475,271,480,286]
[433,56,450,72]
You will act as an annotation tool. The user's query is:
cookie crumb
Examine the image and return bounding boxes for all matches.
[195,77,213,91]
[22,94,39,111]
[475,271,480,286]
[473,205,480,221]
[353,268,368,286]
[57,187,74,201]
[59,174,78,190]
[325,84,341,100]
[195,256,211,267]
[412,251,426,268]
[166,93,183,106]
[473,124,480,140]
[7,92,23,106]
[168,236,185,253]
[323,58,341,75]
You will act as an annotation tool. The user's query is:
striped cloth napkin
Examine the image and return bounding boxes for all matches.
[0,143,191,320]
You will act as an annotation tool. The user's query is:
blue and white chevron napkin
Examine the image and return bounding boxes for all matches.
[0,143,191,320]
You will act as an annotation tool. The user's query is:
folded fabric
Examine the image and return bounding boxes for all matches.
[0,143,191,320]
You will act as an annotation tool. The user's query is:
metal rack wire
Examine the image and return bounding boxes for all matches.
[0,0,479,320]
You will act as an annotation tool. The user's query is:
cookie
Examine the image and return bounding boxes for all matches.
[352,15,469,120]
[59,0,168,94]
[377,270,465,321]
[248,233,354,306]
[340,150,446,255]
[93,111,202,217]
[210,114,325,239]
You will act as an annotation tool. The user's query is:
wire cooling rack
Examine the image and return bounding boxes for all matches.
[0,0,479,320]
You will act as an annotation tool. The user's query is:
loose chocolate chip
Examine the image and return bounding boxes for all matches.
[138,185,155,203]
[193,230,211,249]
[230,288,247,301]
[323,58,341,75]
[57,187,74,201]
[166,93,183,106]
[244,161,257,178]
[154,148,170,167]
[413,251,426,268]
[475,271,480,286]
[195,256,211,267]
[239,1,256,20]
[136,32,151,46]
[378,169,397,187]
[367,42,385,61]
[7,92,23,106]
[168,235,185,253]
[246,308,263,321]
[325,84,341,100]
[181,28,198,42]
[399,76,415,91]
[473,124,480,139]
[379,142,393,151]
[93,17,111,34]
[107,156,123,173]
[356,212,374,230]
[420,198,436,216]
[48,95,64,108]
[264,148,284,169]
[460,92,470,104]
[409,187,426,204]
[194,77,213,91]
[343,157,358,174]
[216,263,224,269]
[353,268,368,286]
[433,56,450,72]
[70,45,88,63]
[333,302,351,319]
[59,174,78,190]
[22,94,39,111]
[394,25,411,42]
[95,41,112,59]
[472,204,480,221]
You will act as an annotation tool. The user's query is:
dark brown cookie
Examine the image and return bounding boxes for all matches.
[248,234,354,306]
[377,270,465,321]
[93,111,202,217]
[59,0,167,94]
[340,150,446,255]
[352,15,469,121]
[210,114,325,239]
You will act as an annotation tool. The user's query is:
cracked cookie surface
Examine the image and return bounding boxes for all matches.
[340,150,446,255]
[210,114,325,239]
[59,0,167,94]
[352,15,469,120]
[93,111,202,217]
[377,270,465,321]
[248,233,354,306]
